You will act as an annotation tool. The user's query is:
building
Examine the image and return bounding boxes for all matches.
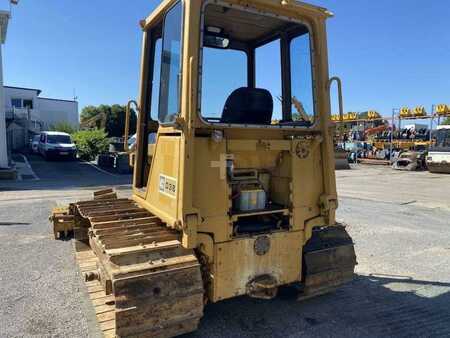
[5,86,79,150]
[0,10,9,168]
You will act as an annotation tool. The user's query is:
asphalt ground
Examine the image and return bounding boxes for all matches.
[20,153,131,187]
[0,159,449,337]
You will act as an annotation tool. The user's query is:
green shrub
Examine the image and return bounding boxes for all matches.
[49,122,78,134]
[72,129,109,161]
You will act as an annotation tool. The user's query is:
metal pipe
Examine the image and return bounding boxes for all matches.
[328,77,344,122]
[430,104,435,143]
[389,108,396,162]
[328,77,344,149]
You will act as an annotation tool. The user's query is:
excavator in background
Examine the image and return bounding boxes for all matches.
[80,112,108,130]
[51,1,356,337]
[364,124,387,138]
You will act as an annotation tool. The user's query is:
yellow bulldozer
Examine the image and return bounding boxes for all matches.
[51,1,356,337]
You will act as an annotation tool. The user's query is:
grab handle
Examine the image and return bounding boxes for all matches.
[328,76,344,122]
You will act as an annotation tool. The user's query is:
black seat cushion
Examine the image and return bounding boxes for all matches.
[221,87,273,125]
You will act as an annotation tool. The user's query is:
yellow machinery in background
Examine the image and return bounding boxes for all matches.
[372,105,432,151]
[436,104,450,116]
[399,107,412,118]
[372,139,430,151]
[400,106,427,118]
[52,1,356,337]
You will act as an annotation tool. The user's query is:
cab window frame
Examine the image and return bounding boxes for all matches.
[133,14,165,188]
[145,33,162,124]
[157,0,185,126]
[286,27,317,124]
[197,0,319,130]
[198,44,251,122]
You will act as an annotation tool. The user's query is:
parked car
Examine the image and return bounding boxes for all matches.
[38,131,77,160]
[30,135,40,153]
[127,133,156,150]
[127,134,137,150]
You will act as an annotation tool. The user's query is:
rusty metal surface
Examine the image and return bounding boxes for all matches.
[50,206,75,239]
[70,190,204,337]
[299,225,357,300]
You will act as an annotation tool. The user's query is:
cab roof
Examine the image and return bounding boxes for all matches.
[141,0,332,30]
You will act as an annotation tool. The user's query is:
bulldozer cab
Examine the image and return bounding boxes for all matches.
[130,0,339,249]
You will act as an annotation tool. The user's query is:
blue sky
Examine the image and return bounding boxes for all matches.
[3,0,450,118]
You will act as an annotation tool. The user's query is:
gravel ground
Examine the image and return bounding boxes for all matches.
[0,199,90,337]
[0,162,449,337]
[336,164,450,211]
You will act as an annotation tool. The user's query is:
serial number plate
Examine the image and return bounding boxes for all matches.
[159,174,177,198]
[60,152,68,155]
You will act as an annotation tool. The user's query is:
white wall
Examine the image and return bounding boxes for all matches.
[4,87,39,111]
[4,87,79,130]
[37,98,79,129]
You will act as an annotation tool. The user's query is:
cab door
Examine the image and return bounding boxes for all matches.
[132,21,162,195]
[133,1,184,201]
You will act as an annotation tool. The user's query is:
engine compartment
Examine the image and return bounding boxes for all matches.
[226,158,290,236]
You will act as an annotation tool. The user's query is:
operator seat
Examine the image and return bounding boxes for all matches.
[221,87,273,125]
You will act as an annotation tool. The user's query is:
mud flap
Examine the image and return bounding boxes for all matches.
[300,225,357,299]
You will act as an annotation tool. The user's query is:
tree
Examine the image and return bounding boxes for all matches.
[106,104,137,137]
[49,121,78,134]
[80,104,137,137]
[80,105,100,121]
[442,117,450,125]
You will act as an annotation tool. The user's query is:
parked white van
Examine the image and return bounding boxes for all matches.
[38,131,77,160]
